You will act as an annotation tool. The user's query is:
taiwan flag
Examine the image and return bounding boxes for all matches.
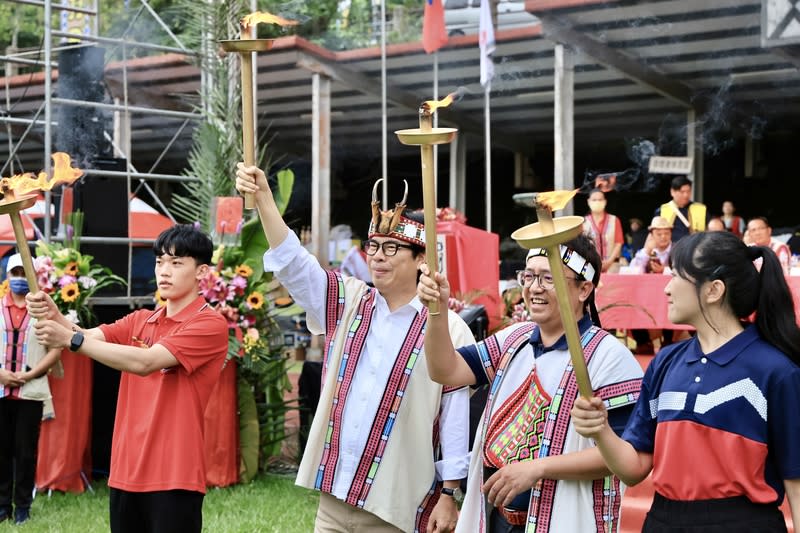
[423,0,448,54]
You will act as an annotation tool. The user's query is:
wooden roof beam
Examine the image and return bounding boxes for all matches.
[295,51,534,155]
[538,14,694,109]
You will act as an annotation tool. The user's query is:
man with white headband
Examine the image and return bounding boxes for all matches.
[418,232,643,532]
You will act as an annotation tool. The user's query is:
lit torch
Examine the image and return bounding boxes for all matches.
[220,11,298,210]
[395,92,460,315]
[0,152,83,289]
[511,189,594,398]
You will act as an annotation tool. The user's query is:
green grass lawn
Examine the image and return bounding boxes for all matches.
[2,474,318,532]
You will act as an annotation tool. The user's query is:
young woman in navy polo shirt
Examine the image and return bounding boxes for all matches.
[571,230,800,532]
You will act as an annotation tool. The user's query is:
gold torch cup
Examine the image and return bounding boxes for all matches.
[511,192,593,398]
[0,190,40,290]
[220,33,274,210]
[0,153,83,290]
[395,106,457,316]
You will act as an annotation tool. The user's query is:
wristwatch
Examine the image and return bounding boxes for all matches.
[441,486,464,503]
[69,330,85,352]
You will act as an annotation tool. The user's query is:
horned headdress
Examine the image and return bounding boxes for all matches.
[368,179,426,248]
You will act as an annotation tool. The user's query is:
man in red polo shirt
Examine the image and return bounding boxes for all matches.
[26,224,228,533]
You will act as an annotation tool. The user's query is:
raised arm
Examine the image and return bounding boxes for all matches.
[417,264,476,387]
[235,163,289,249]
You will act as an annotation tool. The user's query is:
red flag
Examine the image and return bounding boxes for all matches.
[423,0,448,54]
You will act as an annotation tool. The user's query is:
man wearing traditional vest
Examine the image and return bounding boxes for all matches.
[0,253,61,525]
[235,165,474,533]
[655,175,707,243]
[418,233,643,532]
[582,188,623,273]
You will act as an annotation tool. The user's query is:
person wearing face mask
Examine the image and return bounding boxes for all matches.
[0,253,61,525]
[582,189,624,273]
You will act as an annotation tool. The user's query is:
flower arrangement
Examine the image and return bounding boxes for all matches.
[436,206,467,224]
[34,240,127,326]
[502,285,531,325]
[198,243,273,363]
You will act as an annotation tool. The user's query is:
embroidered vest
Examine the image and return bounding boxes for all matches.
[299,270,446,533]
[583,214,619,262]
[477,325,620,533]
[0,301,33,399]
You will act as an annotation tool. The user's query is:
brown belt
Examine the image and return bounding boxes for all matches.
[498,506,527,526]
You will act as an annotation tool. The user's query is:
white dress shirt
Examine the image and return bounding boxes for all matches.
[263,231,470,499]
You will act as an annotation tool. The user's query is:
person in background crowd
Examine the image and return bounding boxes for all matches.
[746,217,791,276]
[707,218,725,232]
[417,232,642,533]
[582,188,624,273]
[630,217,673,274]
[623,217,648,263]
[235,165,474,533]
[655,176,707,243]
[630,217,675,354]
[571,231,800,532]
[0,253,61,525]
[721,200,745,238]
[27,226,229,533]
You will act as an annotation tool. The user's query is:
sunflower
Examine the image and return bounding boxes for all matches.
[246,291,264,310]
[60,283,80,303]
[64,261,79,277]
[154,290,166,307]
[235,264,253,278]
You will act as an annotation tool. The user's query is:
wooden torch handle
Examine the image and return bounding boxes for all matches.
[240,52,256,210]
[8,212,39,290]
[420,143,439,316]
[544,246,593,398]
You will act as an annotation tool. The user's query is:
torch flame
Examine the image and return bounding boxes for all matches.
[422,91,459,114]
[1,152,83,198]
[537,189,578,211]
[241,11,299,31]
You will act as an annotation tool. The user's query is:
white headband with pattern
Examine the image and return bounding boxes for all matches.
[526,245,597,282]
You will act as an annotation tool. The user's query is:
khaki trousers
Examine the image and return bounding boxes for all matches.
[315,492,403,533]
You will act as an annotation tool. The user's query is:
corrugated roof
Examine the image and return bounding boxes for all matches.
[1,0,797,176]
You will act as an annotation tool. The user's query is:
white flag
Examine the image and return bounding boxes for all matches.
[479,0,496,87]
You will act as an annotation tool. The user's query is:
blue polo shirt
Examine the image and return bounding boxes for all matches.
[623,325,800,504]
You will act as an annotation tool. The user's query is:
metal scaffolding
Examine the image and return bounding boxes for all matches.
[1,0,202,306]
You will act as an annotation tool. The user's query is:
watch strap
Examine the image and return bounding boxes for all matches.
[70,331,85,352]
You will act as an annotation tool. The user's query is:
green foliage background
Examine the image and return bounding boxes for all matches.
[0,0,425,61]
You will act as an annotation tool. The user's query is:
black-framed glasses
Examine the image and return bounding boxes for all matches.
[516,269,578,290]
[363,239,414,257]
